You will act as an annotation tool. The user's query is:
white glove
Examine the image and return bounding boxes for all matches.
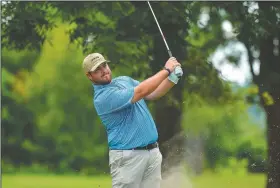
[168,66,183,84]
[174,66,183,77]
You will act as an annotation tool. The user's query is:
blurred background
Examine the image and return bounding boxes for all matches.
[1,1,280,188]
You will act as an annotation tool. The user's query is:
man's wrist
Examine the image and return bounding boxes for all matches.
[163,67,171,76]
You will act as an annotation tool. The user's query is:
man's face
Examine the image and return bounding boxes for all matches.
[86,62,112,85]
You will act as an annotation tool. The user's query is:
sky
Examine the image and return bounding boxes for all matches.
[208,22,258,86]
[210,20,263,86]
[211,37,255,86]
[201,2,260,86]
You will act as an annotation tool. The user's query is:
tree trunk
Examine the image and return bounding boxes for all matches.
[263,96,280,188]
[250,3,280,187]
[257,16,280,186]
[150,17,188,173]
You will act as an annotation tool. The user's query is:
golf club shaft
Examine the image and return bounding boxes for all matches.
[147,1,172,58]
[147,1,182,78]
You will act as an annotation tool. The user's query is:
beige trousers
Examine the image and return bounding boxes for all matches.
[109,148,162,188]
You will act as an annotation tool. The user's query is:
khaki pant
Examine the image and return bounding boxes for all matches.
[109,148,162,188]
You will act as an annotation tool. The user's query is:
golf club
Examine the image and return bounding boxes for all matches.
[147,1,182,77]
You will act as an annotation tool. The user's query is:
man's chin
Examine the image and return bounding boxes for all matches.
[103,80,111,85]
[103,76,112,84]
[94,79,111,85]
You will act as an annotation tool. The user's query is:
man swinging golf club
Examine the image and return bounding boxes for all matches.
[83,52,183,188]
[83,2,184,187]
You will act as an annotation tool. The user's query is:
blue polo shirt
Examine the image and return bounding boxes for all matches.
[93,76,158,150]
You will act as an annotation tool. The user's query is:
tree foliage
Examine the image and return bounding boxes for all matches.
[2,2,277,187]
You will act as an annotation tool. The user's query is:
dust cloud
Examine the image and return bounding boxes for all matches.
[159,131,198,188]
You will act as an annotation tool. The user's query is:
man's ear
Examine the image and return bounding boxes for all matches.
[86,72,92,80]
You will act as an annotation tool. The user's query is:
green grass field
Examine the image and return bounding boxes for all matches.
[191,173,265,188]
[3,173,265,188]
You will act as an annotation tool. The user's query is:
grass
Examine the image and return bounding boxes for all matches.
[2,173,266,188]
[191,172,266,188]
[2,174,111,188]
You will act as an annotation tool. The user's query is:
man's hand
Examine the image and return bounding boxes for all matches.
[174,66,183,77]
[164,57,181,73]
[144,58,183,101]
[168,66,183,84]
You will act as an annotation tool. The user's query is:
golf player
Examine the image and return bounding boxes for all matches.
[83,53,183,188]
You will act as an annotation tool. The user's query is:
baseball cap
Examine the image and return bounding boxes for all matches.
[82,53,110,73]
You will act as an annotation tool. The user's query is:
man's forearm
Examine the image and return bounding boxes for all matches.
[137,70,169,95]
[132,70,170,103]
[145,78,175,100]
[133,57,181,103]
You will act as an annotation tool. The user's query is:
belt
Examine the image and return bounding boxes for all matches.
[132,142,159,150]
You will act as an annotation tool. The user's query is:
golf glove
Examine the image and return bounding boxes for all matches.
[168,66,183,84]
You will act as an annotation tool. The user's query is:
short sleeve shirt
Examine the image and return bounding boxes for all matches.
[93,76,158,149]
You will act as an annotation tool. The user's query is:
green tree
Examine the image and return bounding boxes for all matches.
[2,48,39,167]
[1,1,245,175]
[202,2,280,187]
[24,24,108,174]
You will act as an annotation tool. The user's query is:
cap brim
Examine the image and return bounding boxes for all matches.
[89,60,110,72]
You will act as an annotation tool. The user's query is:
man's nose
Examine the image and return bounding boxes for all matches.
[100,66,108,74]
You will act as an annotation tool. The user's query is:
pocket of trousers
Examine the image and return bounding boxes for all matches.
[109,150,124,180]
[120,150,145,184]
[109,150,134,173]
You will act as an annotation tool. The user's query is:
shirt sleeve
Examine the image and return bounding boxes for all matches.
[131,78,140,87]
[95,87,135,115]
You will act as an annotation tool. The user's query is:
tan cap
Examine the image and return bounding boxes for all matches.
[82,53,110,73]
